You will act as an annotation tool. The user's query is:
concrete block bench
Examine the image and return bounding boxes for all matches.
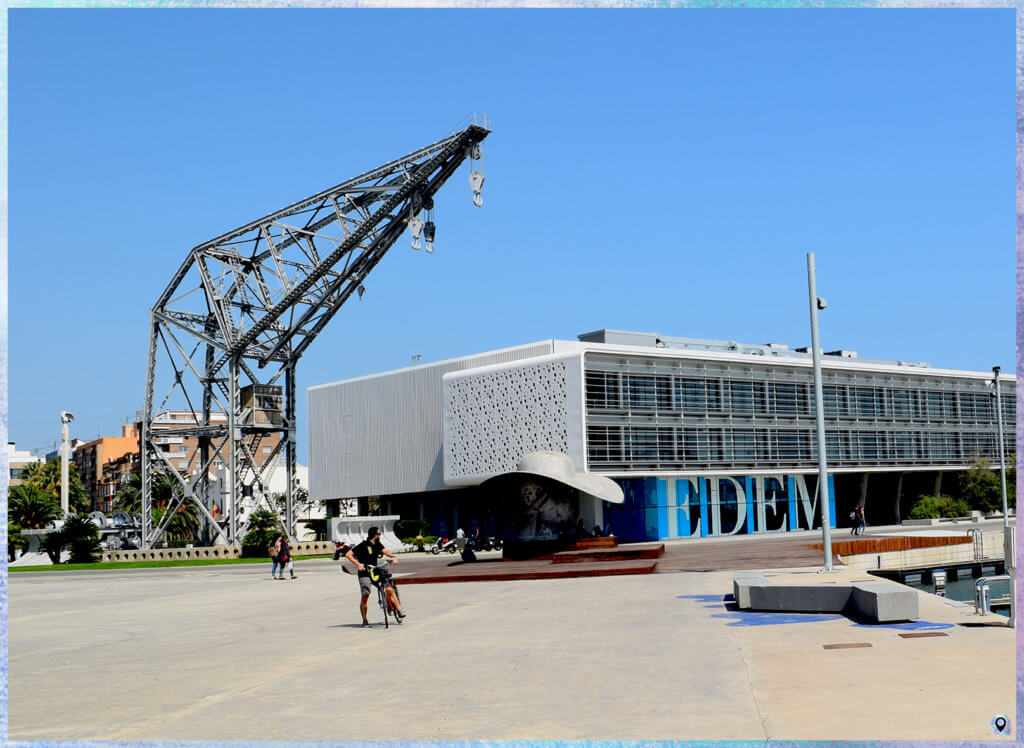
[747,582,856,615]
[732,574,919,623]
[733,574,769,609]
[851,581,919,623]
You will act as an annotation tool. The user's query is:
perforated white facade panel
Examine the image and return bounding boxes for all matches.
[443,352,585,487]
[308,341,558,500]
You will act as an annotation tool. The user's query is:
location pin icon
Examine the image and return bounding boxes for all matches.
[992,715,1010,735]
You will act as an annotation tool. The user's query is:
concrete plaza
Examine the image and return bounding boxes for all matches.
[7,555,1016,741]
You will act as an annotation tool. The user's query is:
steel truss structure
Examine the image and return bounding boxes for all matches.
[141,117,490,548]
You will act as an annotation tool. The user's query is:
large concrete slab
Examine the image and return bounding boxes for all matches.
[7,559,1015,741]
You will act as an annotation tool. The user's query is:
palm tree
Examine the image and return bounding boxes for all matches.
[61,515,103,563]
[113,474,142,514]
[241,509,281,557]
[116,473,200,543]
[8,485,61,529]
[19,459,89,515]
[42,530,66,565]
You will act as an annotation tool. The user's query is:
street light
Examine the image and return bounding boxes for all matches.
[990,367,1010,527]
[806,253,835,572]
[991,367,1014,625]
[59,411,75,517]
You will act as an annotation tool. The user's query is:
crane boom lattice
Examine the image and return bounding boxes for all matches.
[141,118,490,548]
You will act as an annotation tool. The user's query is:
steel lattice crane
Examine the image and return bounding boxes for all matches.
[141,115,490,548]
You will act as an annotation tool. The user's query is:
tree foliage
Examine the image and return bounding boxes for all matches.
[395,519,430,539]
[241,509,282,558]
[959,457,1015,514]
[42,530,66,564]
[62,515,103,563]
[8,521,28,561]
[908,495,971,520]
[18,459,90,515]
[8,484,62,529]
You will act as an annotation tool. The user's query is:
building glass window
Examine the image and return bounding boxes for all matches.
[852,387,879,418]
[624,376,657,410]
[727,380,765,415]
[942,392,957,421]
[775,430,800,462]
[773,383,808,416]
[858,432,879,461]
[1001,393,1016,424]
[628,428,659,463]
[730,429,759,462]
[893,432,917,460]
[675,378,720,413]
[923,391,945,421]
[587,426,623,464]
[891,389,913,419]
[823,385,847,417]
[585,371,620,410]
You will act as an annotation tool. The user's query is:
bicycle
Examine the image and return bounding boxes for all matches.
[344,557,402,628]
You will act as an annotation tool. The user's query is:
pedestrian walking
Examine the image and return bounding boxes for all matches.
[270,534,283,578]
[278,535,297,579]
[850,505,867,536]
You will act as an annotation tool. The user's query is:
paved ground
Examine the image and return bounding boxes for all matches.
[8,555,1015,741]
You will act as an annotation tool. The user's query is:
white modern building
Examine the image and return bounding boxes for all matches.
[308,330,1015,542]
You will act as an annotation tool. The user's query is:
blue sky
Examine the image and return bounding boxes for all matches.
[8,8,1015,461]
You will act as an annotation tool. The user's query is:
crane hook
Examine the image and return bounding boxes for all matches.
[424,221,436,253]
[469,170,485,208]
[407,214,424,250]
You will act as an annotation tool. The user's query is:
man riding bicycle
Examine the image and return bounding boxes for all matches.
[345,526,405,627]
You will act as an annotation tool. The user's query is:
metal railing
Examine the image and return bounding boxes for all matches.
[967,528,983,560]
[975,575,1013,625]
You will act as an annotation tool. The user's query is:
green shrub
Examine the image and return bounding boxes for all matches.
[8,522,28,560]
[59,515,103,564]
[908,495,971,520]
[395,519,430,539]
[68,534,103,563]
[401,534,438,551]
[42,530,66,565]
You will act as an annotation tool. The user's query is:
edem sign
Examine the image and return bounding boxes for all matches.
[610,474,838,540]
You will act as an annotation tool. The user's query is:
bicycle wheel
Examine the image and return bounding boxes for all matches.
[378,584,389,629]
[390,583,402,624]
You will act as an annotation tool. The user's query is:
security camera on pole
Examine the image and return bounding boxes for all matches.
[806,254,835,573]
[59,411,75,516]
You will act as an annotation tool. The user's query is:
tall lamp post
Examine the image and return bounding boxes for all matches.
[807,253,835,572]
[991,366,1010,530]
[991,367,1014,614]
[59,411,75,516]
